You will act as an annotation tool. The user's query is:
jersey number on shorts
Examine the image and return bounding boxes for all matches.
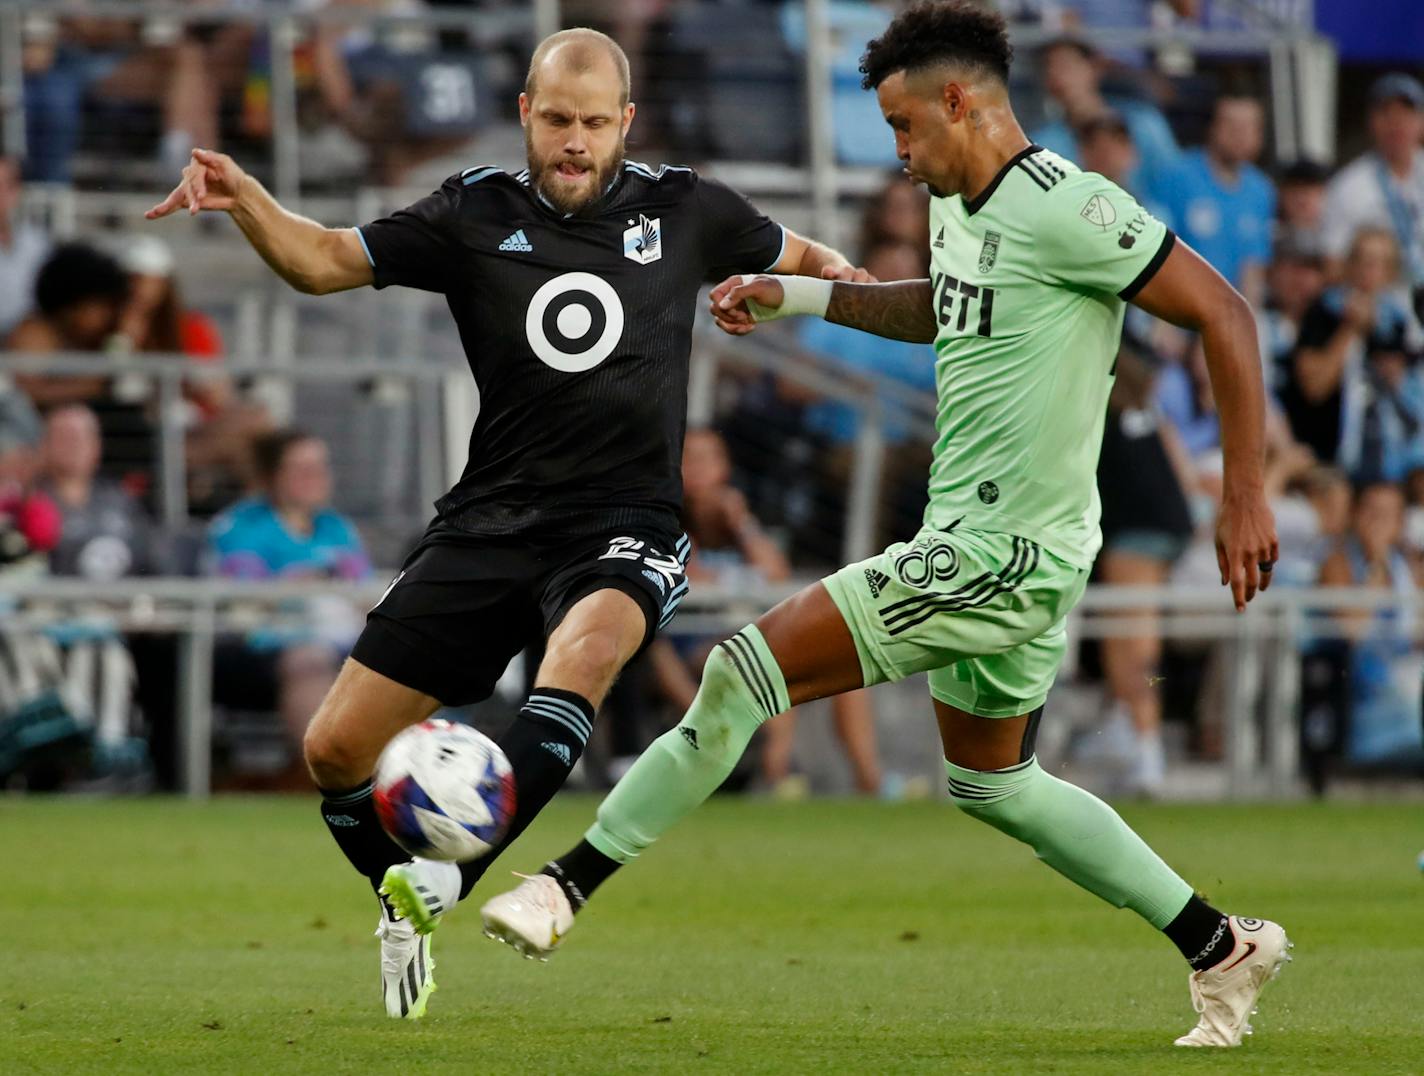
[600,536,684,589]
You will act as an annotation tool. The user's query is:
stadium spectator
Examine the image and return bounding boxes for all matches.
[1280,228,1417,475]
[112,234,269,517]
[1259,235,1328,393]
[792,241,936,557]
[33,404,159,781]
[6,243,159,496]
[0,386,61,574]
[1319,481,1424,763]
[36,404,162,581]
[0,156,51,339]
[115,236,223,361]
[1073,110,1171,222]
[1275,158,1331,248]
[1029,37,1179,203]
[858,173,931,268]
[648,428,886,796]
[1155,338,1220,460]
[208,429,371,785]
[303,0,487,187]
[1158,94,1275,306]
[1321,74,1424,321]
[21,13,221,183]
[1094,338,1196,794]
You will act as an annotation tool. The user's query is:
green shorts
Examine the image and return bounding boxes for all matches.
[823,526,1088,718]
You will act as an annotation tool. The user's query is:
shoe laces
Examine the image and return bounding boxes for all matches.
[511,870,561,911]
[1188,972,1207,1015]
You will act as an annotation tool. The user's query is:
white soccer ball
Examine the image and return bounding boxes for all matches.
[373,719,517,862]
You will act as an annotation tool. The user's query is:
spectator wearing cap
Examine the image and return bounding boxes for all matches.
[1158,94,1275,307]
[1322,74,1424,321]
[112,234,271,518]
[1275,158,1331,249]
[1030,37,1180,205]
[0,156,50,339]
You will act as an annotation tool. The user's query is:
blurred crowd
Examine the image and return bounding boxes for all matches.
[2,1,1422,793]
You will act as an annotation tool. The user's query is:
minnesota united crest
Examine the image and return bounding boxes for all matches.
[623,213,662,265]
[978,230,1001,274]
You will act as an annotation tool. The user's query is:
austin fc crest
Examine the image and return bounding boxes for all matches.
[978,231,1001,274]
[623,214,662,265]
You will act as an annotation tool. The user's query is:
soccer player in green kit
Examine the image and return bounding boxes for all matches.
[483,2,1288,1048]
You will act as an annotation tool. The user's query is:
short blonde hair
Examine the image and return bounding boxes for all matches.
[525,28,631,106]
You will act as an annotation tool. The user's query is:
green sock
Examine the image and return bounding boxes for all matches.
[586,626,788,862]
[945,757,1192,928]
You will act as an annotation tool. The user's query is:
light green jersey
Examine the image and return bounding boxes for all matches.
[924,145,1172,569]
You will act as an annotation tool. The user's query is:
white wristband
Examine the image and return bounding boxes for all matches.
[740,274,833,322]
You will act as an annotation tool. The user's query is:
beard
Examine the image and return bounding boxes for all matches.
[526,130,626,215]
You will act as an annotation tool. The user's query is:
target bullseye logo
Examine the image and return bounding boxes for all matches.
[525,271,625,372]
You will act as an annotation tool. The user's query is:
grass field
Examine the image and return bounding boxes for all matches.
[2,795,1421,1074]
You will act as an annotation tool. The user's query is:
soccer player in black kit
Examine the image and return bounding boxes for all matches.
[148,28,865,1018]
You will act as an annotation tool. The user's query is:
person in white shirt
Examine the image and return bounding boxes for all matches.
[0,157,51,338]
[1322,74,1424,324]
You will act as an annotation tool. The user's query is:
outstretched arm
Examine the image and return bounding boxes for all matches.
[1130,240,1277,611]
[709,275,936,343]
[147,148,371,295]
[772,227,872,284]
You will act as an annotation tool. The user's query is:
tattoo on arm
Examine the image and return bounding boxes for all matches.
[826,280,937,343]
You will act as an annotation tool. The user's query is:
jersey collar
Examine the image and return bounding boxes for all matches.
[964,143,1041,216]
[524,164,626,220]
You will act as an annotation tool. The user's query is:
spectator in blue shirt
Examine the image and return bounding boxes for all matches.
[1158,95,1276,306]
[1030,37,1180,206]
[208,429,371,787]
[210,430,370,582]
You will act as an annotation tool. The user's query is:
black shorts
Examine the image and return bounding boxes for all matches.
[351,520,691,705]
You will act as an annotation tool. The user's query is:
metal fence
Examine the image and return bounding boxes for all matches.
[3,576,1420,798]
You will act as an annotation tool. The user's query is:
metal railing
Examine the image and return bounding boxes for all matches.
[2,576,1417,799]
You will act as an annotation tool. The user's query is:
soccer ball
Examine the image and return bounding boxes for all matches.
[373,719,516,862]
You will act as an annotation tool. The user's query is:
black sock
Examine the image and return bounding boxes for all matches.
[457,688,594,901]
[543,839,621,911]
[319,778,410,893]
[1163,895,1234,970]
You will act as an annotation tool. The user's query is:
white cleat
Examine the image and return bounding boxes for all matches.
[1175,916,1292,1047]
[375,905,437,1019]
[480,872,574,962]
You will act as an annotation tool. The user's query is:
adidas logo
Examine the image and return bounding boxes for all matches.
[498,228,533,252]
[933,226,945,249]
[540,741,572,766]
[679,726,699,751]
[864,568,891,598]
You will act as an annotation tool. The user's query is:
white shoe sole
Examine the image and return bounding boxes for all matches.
[481,911,557,962]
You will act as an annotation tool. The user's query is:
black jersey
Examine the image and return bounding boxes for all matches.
[357,160,786,538]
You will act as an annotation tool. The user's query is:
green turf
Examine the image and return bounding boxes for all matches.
[2,796,1420,1074]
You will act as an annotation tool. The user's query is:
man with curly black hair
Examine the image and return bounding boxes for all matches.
[492,3,1289,1050]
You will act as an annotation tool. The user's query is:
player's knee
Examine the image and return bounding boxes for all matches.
[303,720,365,789]
[551,628,626,686]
